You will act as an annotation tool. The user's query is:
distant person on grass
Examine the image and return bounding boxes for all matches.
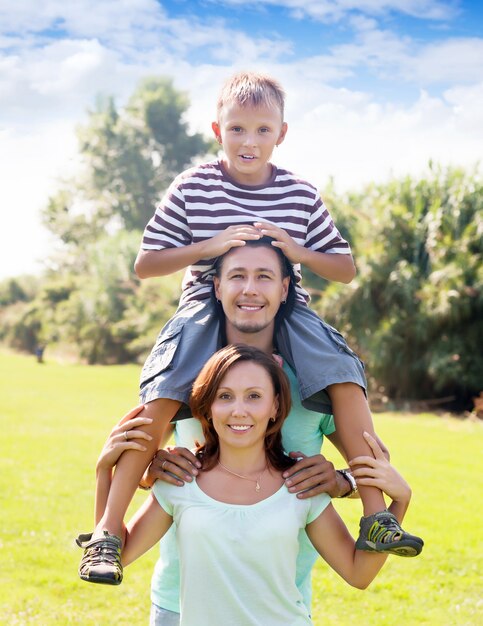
[77,70,423,586]
[86,343,414,626]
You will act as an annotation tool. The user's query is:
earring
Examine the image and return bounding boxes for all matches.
[270,416,276,422]
[281,299,286,304]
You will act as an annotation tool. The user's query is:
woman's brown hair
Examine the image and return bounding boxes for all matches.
[190,344,296,471]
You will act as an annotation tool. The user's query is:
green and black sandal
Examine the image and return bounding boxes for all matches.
[76,531,123,585]
[355,510,424,557]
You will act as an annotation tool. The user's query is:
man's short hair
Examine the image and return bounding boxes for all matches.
[217,71,285,120]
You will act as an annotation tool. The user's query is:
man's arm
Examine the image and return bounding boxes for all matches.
[139,446,201,489]
[281,428,390,500]
[282,451,350,499]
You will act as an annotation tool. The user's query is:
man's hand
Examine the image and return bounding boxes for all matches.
[140,447,202,490]
[282,452,349,499]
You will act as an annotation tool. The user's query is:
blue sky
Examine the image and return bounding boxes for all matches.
[0,0,482,279]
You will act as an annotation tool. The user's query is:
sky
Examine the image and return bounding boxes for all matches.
[1,0,482,280]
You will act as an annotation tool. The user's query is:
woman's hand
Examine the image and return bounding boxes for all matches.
[349,432,411,505]
[96,405,153,472]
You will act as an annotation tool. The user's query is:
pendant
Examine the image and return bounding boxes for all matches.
[255,481,261,492]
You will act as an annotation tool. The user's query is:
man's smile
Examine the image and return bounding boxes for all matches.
[237,303,265,311]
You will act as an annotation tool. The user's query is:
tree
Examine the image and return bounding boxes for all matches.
[28,77,216,362]
[313,165,483,407]
[42,77,217,242]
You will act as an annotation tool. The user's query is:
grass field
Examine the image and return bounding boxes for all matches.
[1,350,481,625]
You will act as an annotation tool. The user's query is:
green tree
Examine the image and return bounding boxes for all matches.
[27,77,215,363]
[42,77,217,242]
[314,166,483,406]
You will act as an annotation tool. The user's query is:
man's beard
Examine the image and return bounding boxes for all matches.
[232,320,271,335]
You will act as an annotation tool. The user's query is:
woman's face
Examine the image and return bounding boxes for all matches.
[210,361,278,451]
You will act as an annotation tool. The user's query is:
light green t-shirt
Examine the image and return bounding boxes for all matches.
[154,478,331,626]
[151,362,335,613]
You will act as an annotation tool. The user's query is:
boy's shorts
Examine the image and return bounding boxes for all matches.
[139,299,366,419]
[140,300,220,420]
[276,301,367,414]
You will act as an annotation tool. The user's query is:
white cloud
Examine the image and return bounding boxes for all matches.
[320,24,483,87]
[0,123,79,278]
[276,84,483,190]
[207,0,457,23]
[407,38,483,84]
[0,0,481,281]
[0,0,164,40]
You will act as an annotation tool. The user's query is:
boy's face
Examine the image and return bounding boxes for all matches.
[212,102,287,186]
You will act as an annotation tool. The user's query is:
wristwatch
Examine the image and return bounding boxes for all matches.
[336,469,358,498]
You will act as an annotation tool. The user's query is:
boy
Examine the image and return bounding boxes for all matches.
[78,71,422,586]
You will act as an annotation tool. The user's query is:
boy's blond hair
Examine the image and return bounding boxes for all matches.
[217,71,286,120]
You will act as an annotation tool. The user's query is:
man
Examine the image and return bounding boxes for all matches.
[136,238,384,624]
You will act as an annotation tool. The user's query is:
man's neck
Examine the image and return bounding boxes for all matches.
[224,325,274,355]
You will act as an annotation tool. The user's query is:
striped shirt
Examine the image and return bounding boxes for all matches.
[142,160,351,304]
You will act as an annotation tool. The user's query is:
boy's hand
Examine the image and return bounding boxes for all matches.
[141,447,201,489]
[282,452,340,498]
[200,225,261,259]
[253,222,305,264]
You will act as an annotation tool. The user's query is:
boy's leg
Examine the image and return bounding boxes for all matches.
[327,382,385,516]
[328,382,423,557]
[79,398,181,584]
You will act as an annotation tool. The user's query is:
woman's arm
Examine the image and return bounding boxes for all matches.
[306,434,412,589]
[306,504,389,589]
[121,494,173,567]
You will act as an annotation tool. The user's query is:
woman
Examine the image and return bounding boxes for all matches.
[89,344,414,625]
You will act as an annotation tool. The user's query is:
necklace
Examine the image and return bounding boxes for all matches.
[218,461,265,492]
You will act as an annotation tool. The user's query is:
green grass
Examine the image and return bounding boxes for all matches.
[1,351,481,625]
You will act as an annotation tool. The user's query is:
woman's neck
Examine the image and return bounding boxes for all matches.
[218,444,267,475]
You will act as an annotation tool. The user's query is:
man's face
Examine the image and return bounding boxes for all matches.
[213,245,290,338]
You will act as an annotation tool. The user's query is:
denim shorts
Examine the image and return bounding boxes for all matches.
[140,298,366,418]
[275,301,366,413]
[150,603,180,626]
[140,300,221,419]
